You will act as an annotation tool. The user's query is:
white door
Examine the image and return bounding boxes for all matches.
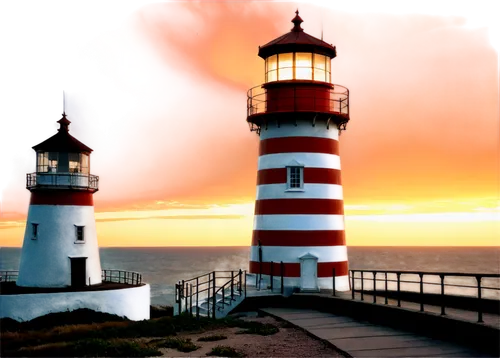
[300,254,319,292]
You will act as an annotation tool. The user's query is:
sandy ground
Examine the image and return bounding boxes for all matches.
[153,313,348,357]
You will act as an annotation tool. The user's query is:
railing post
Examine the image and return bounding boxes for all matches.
[351,271,355,299]
[238,269,243,294]
[207,275,211,318]
[396,273,401,307]
[280,261,284,295]
[231,271,234,300]
[189,284,193,316]
[384,272,388,305]
[212,272,216,319]
[361,271,364,301]
[440,274,445,315]
[185,282,189,313]
[476,275,483,323]
[244,270,247,298]
[196,277,199,319]
[419,273,424,312]
[373,272,377,303]
[270,261,274,291]
[332,267,336,297]
[178,281,182,315]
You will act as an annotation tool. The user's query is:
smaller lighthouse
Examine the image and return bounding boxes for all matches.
[17,113,101,288]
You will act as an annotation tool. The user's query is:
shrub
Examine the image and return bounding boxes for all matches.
[197,334,227,342]
[155,337,200,352]
[207,345,245,357]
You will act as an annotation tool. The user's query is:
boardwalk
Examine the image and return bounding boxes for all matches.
[310,291,500,329]
[261,307,493,357]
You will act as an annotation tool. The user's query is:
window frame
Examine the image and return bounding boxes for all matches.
[31,223,39,240]
[286,165,304,191]
[74,225,85,244]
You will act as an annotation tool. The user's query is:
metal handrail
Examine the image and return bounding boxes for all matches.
[350,269,500,323]
[26,172,99,190]
[101,269,142,285]
[0,270,19,282]
[175,269,246,319]
[247,83,349,118]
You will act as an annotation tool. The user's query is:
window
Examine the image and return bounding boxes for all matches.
[69,153,81,173]
[75,226,85,243]
[265,52,331,83]
[48,152,58,172]
[287,166,304,190]
[31,223,39,240]
[81,153,90,174]
[37,152,49,172]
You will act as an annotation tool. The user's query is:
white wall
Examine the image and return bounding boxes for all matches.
[250,274,350,291]
[17,205,102,287]
[0,284,150,322]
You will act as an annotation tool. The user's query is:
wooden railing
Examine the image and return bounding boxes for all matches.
[101,269,142,285]
[175,270,246,319]
[350,269,500,323]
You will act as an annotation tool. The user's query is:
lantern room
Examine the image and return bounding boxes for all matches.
[27,113,98,191]
[247,11,349,133]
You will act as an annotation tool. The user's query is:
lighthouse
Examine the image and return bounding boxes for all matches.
[247,11,350,291]
[17,113,102,288]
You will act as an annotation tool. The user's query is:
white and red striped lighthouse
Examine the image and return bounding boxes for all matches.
[17,113,102,288]
[247,12,350,291]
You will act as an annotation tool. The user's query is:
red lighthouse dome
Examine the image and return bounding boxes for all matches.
[247,12,351,292]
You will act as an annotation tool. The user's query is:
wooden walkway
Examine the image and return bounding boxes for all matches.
[261,307,493,357]
[313,291,500,329]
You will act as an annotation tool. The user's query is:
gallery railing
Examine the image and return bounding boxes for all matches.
[26,173,99,191]
[350,269,500,323]
[101,269,142,285]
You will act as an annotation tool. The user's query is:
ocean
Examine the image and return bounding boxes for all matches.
[1,246,499,305]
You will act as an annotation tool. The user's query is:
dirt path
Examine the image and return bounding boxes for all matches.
[157,314,348,357]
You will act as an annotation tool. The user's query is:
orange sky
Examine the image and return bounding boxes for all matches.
[0,1,498,247]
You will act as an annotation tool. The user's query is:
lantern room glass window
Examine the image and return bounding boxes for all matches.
[36,152,90,174]
[265,52,331,83]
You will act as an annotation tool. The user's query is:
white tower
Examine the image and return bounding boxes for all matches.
[17,113,102,288]
[246,12,351,291]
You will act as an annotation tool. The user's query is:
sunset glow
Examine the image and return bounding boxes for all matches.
[0,1,498,247]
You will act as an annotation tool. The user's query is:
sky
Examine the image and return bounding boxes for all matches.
[0,0,499,247]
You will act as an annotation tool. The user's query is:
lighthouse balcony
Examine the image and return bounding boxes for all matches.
[26,172,99,191]
[247,82,350,132]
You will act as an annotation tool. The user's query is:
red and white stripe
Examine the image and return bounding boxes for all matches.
[250,121,349,290]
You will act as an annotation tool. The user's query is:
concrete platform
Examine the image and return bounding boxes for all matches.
[261,307,493,358]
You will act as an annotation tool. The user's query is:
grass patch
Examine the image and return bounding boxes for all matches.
[197,334,227,342]
[207,345,245,357]
[15,338,161,357]
[156,337,199,352]
[236,324,280,336]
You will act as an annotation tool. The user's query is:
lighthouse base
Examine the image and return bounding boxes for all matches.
[248,274,350,293]
[0,284,150,322]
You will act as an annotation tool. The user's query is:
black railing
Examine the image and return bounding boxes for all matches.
[26,173,99,191]
[350,269,500,323]
[0,270,19,282]
[175,270,246,319]
[101,269,142,285]
[255,261,285,295]
[0,270,142,286]
[247,84,349,118]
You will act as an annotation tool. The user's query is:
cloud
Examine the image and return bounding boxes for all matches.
[95,214,245,223]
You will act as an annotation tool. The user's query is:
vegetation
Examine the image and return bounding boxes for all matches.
[155,337,200,352]
[198,334,228,342]
[207,345,245,357]
[1,310,276,357]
